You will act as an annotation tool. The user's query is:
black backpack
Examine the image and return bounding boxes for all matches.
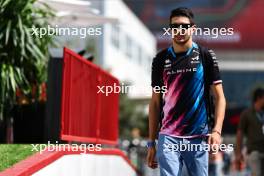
[158,45,215,131]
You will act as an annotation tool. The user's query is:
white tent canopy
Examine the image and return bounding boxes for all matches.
[37,0,118,26]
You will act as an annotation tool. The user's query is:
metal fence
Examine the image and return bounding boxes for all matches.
[61,47,119,145]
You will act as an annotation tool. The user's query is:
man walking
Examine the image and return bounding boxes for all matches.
[236,88,264,176]
[147,7,226,176]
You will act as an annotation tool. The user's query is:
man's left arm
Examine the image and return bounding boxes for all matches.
[205,49,226,145]
[209,83,226,145]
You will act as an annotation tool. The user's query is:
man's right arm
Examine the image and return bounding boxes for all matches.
[148,91,161,141]
[147,53,163,169]
[147,90,161,169]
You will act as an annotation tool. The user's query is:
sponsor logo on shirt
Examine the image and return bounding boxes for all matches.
[208,49,219,66]
[167,68,197,75]
[164,59,171,70]
[193,50,200,54]
[165,59,171,64]
[191,55,200,64]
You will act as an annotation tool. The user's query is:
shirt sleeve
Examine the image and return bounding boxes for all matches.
[238,110,248,135]
[151,55,164,88]
[205,49,222,85]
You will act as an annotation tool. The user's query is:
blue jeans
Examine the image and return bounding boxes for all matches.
[157,134,209,176]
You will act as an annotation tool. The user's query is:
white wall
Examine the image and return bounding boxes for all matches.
[102,0,156,98]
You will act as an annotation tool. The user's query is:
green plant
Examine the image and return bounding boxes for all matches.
[0,0,54,120]
[119,92,148,139]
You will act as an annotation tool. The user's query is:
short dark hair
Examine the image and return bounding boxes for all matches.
[253,87,264,102]
[170,7,194,24]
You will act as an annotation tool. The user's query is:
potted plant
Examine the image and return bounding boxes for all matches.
[0,0,54,143]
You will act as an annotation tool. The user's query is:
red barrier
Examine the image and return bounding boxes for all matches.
[61,48,119,145]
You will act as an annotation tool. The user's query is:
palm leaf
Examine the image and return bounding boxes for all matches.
[5,20,11,45]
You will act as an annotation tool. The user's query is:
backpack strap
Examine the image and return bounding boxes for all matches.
[198,45,215,130]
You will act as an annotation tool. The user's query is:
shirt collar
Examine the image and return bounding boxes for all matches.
[168,42,198,58]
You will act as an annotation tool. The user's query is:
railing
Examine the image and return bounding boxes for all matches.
[61,48,119,145]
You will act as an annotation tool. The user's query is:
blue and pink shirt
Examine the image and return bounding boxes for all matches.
[151,42,222,137]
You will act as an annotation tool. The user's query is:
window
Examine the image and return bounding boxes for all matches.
[137,46,142,65]
[125,35,132,58]
[111,25,120,49]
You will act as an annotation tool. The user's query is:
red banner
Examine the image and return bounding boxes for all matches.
[61,48,119,145]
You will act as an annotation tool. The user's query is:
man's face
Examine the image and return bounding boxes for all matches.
[170,16,195,44]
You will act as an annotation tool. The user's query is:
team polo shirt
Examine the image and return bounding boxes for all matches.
[151,42,222,137]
